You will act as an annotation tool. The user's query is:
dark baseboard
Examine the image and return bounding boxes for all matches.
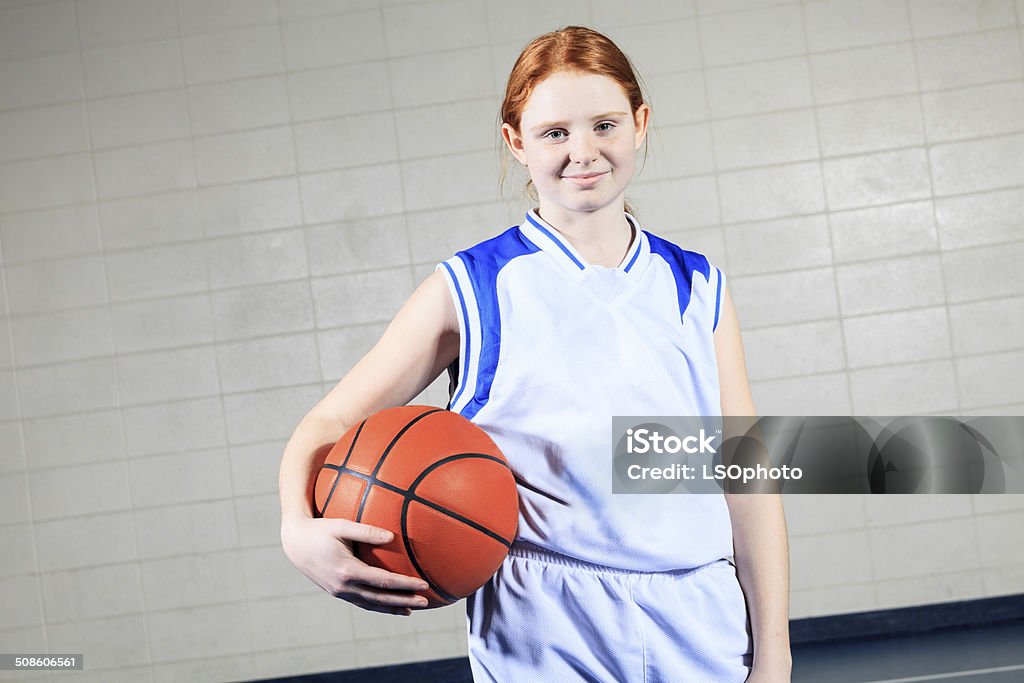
[248,656,473,683]
[790,593,1024,644]
[252,594,1024,682]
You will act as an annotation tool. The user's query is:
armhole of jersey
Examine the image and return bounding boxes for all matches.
[713,267,725,332]
[436,257,481,415]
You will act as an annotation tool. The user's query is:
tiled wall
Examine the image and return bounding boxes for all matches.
[0,0,1022,681]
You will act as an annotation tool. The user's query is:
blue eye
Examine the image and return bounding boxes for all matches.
[544,130,566,140]
[596,122,614,132]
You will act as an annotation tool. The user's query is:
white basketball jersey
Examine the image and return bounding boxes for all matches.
[437,209,733,571]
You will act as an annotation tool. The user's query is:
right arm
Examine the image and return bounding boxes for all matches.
[278,270,460,614]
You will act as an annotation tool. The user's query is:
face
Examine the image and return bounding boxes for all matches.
[503,71,649,222]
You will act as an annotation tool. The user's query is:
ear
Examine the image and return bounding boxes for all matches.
[501,123,528,166]
[633,103,650,150]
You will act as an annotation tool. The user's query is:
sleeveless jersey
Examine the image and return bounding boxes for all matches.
[436,209,733,571]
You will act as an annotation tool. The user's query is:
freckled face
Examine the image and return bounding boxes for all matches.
[503,71,649,220]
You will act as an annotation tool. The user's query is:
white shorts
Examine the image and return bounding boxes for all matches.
[466,541,753,682]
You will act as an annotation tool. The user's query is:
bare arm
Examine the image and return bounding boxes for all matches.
[278,270,460,614]
[716,286,793,680]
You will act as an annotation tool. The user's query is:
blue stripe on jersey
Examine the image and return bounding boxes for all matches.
[525,212,585,270]
[440,261,472,410]
[623,238,642,272]
[713,267,723,331]
[455,226,540,420]
[646,231,712,324]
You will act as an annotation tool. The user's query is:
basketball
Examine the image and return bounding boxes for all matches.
[313,405,519,608]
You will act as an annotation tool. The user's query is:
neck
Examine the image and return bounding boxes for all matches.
[536,202,634,268]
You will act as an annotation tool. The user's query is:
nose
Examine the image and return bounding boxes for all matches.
[568,132,598,165]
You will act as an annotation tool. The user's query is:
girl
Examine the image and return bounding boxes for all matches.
[280,26,791,683]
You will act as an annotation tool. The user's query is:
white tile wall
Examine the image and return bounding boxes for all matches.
[0,153,95,213]
[0,204,101,263]
[22,409,125,468]
[701,5,804,67]
[810,42,919,105]
[718,161,825,222]
[120,397,225,458]
[2,3,1023,680]
[803,0,912,52]
[188,75,291,137]
[39,562,144,622]
[182,25,284,85]
[0,51,83,110]
[34,511,137,572]
[99,190,201,249]
[705,57,813,118]
[47,614,150,669]
[76,0,178,50]
[0,1,78,62]
[818,95,924,157]
[178,0,279,36]
[81,40,183,99]
[607,20,702,77]
[830,201,938,263]
[0,102,89,163]
[936,187,1024,250]
[87,89,190,150]
[211,280,315,340]
[198,176,302,237]
[93,140,195,199]
[914,28,1023,91]
[907,0,1017,39]
[287,61,392,121]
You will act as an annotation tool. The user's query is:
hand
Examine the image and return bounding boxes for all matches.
[281,515,430,616]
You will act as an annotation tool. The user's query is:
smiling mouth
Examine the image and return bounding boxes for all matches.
[562,171,608,185]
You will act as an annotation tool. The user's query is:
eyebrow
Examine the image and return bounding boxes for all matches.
[530,111,631,133]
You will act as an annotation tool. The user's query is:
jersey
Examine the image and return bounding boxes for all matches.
[436,209,733,572]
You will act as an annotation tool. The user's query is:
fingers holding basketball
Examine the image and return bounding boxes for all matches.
[331,561,430,610]
[281,515,429,613]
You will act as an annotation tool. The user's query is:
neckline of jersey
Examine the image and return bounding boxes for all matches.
[521,209,649,280]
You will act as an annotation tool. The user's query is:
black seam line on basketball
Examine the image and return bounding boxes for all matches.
[355,408,443,524]
[401,494,459,605]
[334,455,515,549]
[405,453,516,548]
[319,419,367,518]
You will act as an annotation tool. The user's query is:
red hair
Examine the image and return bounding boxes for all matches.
[501,26,646,134]
[498,26,650,214]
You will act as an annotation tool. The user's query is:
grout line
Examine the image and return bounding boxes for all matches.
[904,0,965,419]
[692,4,731,280]
[379,2,418,299]
[172,0,256,670]
[794,0,857,419]
[69,0,157,678]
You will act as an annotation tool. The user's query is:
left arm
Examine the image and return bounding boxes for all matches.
[715,285,793,682]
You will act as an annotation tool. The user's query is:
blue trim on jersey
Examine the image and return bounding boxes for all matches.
[440,261,472,410]
[525,212,585,270]
[646,231,712,324]
[455,227,541,420]
[623,239,642,273]
[713,267,723,331]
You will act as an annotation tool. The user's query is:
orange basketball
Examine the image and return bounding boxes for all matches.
[313,405,519,608]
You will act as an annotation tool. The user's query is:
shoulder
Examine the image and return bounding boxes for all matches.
[644,230,718,282]
[450,225,540,267]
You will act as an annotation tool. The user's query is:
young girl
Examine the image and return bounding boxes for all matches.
[280,26,791,683]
